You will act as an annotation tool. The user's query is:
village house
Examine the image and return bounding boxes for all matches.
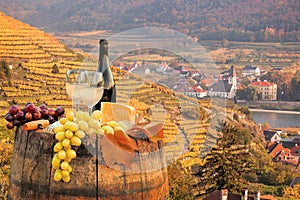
[242,65,260,77]
[201,77,215,88]
[203,189,276,200]
[156,62,169,73]
[280,136,300,149]
[290,146,300,159]
[249,80,277,101]
[174,81,207,98]
[263,129,282,142]
[267,141,299,167]
[209,66,237,99]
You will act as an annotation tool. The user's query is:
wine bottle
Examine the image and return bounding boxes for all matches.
[94,39,116,111]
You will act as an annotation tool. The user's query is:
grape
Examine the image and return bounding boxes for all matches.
[48,116,55,124]
[101,125,111,132]
[70,136,81,146]
[40,109,49,119]
[75,111,84,120]
[25,103,35,113]
[62,138,71,148]
[63,145,72,151]
[64,121,73,130]
[33,107,40,113]
[48,109,56,117]
[106,121,118,128]
[81,112,90,122]
[88,118,101,129]
[33,111,42,120]
[6,122,14,129]
[62,175,71,183]
[106,127,115,135]
[61,161,69,170]
[54,171,62,182]
[9,105,20,115]
[55,132,65,141]
[39,104,47,110]
[96,128,105,135]
[5,113,14,122]
[67,165,73,173]
[55,106,65,117]
[59,118,69,125]
[77,120,89,131]
[53,125,65,133]
[66,149,76,159]
[51,114,85,183]
[65,130,74,138]
[16,111,25,120]
[25,112,32,121]
[75,130,86,139]
[69,123,78,132]
[13,120,21,126]
[57,150,66,160]
[53,142,63,152]
[64,156,72,163]
[52,156,61,168]
[5,104,64,130]
[66,111,75,121]
[91,110,102,120]
[61,170,70,178]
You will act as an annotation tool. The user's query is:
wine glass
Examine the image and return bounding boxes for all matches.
[66,70,85,111]
[79,71,104,115]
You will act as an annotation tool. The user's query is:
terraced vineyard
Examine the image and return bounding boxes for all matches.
[0,11,228,199]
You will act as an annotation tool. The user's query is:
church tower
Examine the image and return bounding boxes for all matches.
[228,65,237,86]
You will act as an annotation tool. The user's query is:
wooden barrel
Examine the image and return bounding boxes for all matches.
[9,126,169,200]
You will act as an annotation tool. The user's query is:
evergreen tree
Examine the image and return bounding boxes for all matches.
[51,64,59,74]
[196,122,255,194]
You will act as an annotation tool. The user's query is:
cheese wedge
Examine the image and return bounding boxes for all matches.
[100,102,136,123]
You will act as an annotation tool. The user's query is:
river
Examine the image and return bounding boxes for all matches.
[251,109,300,128]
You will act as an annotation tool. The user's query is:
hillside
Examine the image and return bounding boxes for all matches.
[0,0,300,42]
[0,11,87,113]
[0,13,290,200]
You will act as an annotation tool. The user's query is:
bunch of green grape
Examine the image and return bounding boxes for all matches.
[75,110,103,135]
[52,111,85,182]
[51,110,104,183]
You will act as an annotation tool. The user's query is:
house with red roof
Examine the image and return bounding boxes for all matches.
[267,142,299,167]
[249,80,277,100]
[291,146,300,158]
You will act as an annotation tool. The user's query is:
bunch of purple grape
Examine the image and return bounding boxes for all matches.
[5,103,65,130]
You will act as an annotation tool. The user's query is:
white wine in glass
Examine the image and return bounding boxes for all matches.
[79,71,104,114]
[66,70,85,111]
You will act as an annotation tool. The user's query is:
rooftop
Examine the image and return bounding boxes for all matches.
[212,80,233,93]
[249,80,276,87]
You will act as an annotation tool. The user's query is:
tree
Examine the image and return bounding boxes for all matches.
[236,87,261,101]
[252,148,297,186]
[195,122,255,194]
[168,161,194,200]
[51,64,59,74]
[1,60,11,79]
[222,39,229,48]
[283,184,300,199]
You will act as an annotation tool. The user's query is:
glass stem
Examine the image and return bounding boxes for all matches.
[88,107,93,115]
[75,102,79,112]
